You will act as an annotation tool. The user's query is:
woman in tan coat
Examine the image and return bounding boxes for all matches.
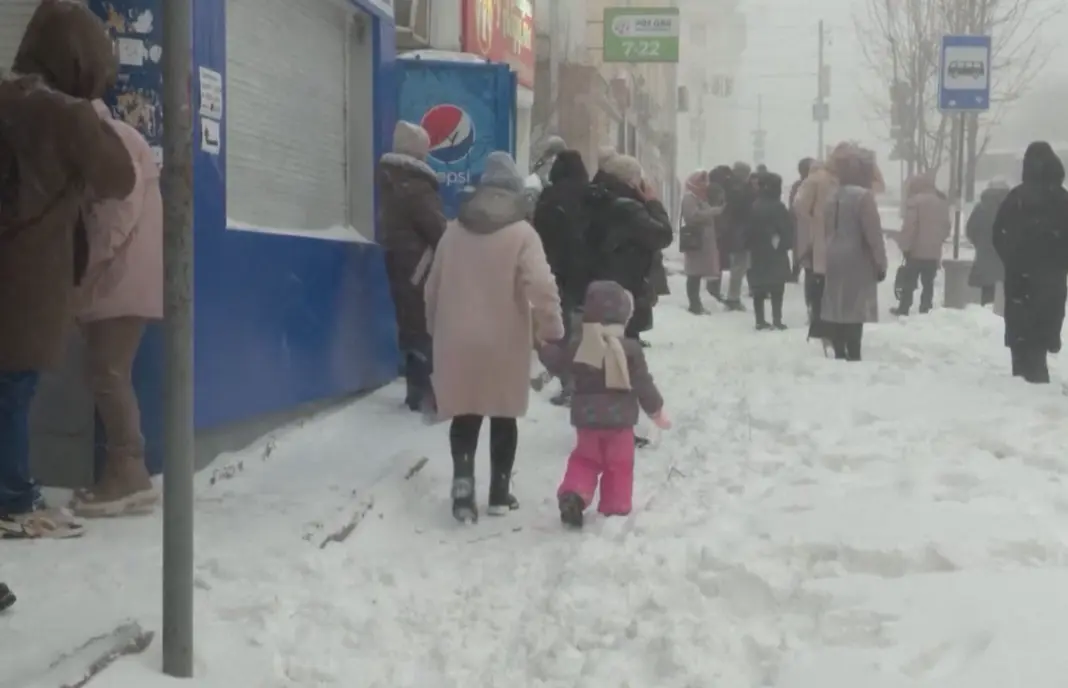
[425,152,564,523]
[891,174,951,315]
[680,170,723,314]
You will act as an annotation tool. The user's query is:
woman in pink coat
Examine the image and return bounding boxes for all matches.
[70,101,163,517]
[425,151,564,523]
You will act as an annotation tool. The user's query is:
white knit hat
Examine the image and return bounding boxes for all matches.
[393,121,430,160]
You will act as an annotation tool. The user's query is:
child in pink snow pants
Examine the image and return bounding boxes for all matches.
[539,281,670,528]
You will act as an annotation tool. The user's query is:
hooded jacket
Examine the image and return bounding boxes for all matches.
[0,0,136,371]
[539,280,663,429]
[993,141,1068,352]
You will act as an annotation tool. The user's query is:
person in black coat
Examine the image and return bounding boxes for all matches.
[966,179,1010,305]
[993,141,1068,384]
[746,173,794,329]
[533,150,591,322]
[585,154,674,341]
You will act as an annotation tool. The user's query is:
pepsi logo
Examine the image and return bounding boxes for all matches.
[420,104,476,165]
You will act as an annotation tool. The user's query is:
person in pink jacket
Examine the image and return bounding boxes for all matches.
[70,100,163,517]
[891,174,951,315]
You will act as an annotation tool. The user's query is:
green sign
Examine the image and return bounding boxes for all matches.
[603,7,680,63]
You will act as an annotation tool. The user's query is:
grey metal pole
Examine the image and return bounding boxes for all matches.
[817,20,825,160]
[951,112,966,260]
[161,0,195,677]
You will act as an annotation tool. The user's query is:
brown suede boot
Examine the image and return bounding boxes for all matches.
[71,456,158,518]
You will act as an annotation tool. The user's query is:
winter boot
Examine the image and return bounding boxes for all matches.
[451,451,478,523]
[774,321,788,330]
[451,477,478,523]
[725,300,746,312]
[0,583,13,612]
[558,492,585,529]
[634,436,651,449]
[487,473,519,516]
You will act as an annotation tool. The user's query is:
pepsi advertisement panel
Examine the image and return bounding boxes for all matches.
[397,59,515,218]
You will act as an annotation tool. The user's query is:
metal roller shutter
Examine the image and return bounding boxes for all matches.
[0,0,39,71]
[226,0,351,231]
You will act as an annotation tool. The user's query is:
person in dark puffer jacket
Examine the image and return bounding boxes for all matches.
[378,121,447,415]
[538,281,670,528]
[0,582,13,611]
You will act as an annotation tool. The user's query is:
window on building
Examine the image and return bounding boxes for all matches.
[226,0,375,239]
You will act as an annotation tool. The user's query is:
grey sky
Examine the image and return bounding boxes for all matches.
[731,0,1068,182]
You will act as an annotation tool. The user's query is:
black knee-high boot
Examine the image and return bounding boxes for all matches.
[449,415,483,522]
[686,277,705,314]
[487,417,519,514]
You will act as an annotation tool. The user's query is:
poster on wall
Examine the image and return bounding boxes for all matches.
[198,67,223,119]
[461,0,535,89]
[397,59,516,219]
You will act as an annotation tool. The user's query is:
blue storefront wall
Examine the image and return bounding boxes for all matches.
[90,0,400,474]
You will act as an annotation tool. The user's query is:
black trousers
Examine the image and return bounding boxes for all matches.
[896,258,938,313]
[753,285,784,324]
[805,269,829,339]
[1011,346,1050,384]
[980,285,996,306]
[449,415,518,498]
[828,323,864,361]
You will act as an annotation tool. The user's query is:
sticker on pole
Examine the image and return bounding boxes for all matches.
[603,8,680,63]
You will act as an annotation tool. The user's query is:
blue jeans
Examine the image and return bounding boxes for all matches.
[0,371,41,517]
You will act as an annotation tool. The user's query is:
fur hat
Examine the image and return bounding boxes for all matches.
[479,151,524,193]
[392,121,430,160]
[600,154,643,186]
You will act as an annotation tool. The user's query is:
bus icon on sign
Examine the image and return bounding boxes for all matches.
[948,60,984,79]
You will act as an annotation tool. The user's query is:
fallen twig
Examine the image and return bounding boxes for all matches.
[320,498,375,549]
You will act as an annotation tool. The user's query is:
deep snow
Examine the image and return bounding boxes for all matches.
[4,239,1068,687]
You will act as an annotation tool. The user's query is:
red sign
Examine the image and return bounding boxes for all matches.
[461,0,535,89]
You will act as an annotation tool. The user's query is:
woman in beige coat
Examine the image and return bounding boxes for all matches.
[891,174,951,315]
[680,170,723,314]
[425,152,564,523]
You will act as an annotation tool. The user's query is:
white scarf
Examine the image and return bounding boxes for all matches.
[573,323,630,390]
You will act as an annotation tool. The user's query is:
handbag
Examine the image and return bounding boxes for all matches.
[679,224,704,252]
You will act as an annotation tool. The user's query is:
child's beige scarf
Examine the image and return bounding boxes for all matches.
[574,323,630,390]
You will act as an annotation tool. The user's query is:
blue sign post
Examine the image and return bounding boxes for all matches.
[939,34,992,258]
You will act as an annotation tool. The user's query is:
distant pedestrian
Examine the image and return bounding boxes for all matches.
[966,178,1010,305]
[820,144,888,361]
[746,173,794,330]
[680,170,723,314]
[993,141,1068,384]
[892,174,951,315]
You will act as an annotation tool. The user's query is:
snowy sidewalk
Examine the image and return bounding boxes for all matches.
[8,255,1068,687]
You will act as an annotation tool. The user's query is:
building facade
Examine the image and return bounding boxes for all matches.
[675,0,747,174]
